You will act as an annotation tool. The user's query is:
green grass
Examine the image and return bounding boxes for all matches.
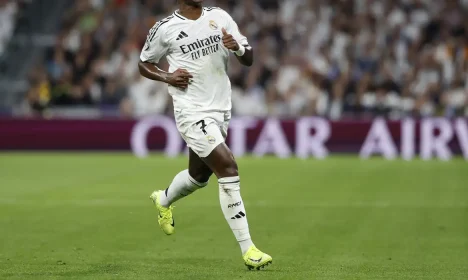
[0,153,467,280]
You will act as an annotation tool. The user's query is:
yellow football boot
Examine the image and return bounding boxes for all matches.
[149,190,175,235]
[243,246,273,270]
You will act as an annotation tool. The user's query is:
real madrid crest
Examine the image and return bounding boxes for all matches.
[206,135,216,144]
[209,20,218,30]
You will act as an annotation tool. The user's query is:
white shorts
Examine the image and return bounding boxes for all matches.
[175,109,231,158]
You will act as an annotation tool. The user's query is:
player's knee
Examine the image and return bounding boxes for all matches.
[188,167,212,184]
[190,172,211,184]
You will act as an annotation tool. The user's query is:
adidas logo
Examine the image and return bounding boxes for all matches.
[176,31,188,41]
[230,211,245,219]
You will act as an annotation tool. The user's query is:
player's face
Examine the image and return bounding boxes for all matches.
[182,0,203,7]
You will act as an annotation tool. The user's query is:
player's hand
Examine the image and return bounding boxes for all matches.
[167,68,193,89]
[221,28,239,51]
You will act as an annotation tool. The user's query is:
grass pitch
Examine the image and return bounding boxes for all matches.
[0,153,467,280]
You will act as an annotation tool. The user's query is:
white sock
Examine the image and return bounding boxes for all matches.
[218,176,254,255]
[159,169,207,207]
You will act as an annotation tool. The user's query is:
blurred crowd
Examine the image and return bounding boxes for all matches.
[25,0,468,119]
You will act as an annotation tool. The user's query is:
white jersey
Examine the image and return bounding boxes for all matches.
[140,7,249,112]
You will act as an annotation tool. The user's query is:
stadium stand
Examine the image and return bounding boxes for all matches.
[3,0,468,119]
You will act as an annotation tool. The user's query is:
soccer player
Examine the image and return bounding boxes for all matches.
[138,0,272,270]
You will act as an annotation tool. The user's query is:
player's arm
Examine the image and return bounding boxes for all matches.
[139,22,193,89]
[138,62,192,89]
[221,28,253,67]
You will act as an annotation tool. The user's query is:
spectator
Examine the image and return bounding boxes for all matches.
[128,72,169,117]
[101,78,126,106]
[0,0,17,55]
[26,68,51,114]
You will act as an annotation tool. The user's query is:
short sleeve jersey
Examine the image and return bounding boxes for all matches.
[140,7,249,112]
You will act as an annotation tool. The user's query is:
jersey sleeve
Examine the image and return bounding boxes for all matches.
[140,22,169,63]
[225,14,250,47]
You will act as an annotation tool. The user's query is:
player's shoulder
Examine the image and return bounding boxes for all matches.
[148,14,177,34]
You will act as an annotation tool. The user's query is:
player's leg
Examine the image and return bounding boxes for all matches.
[150,149,211,235]
[159,148,212,207]
[202,142,272,270]
[201,143,249,252]
[188,148,213,184]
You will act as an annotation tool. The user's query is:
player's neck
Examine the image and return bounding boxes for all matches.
[178,5,203,20]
